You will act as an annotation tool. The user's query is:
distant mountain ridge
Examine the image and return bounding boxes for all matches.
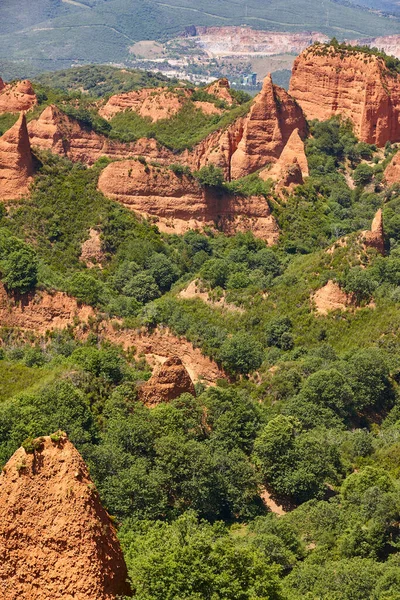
[1,0,400,78]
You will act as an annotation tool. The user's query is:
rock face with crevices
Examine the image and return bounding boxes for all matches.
[0,113,34,201]
[0,79,37,113]
[139,355,196,407]
[384,150,400,185]
[0,434,131,600]
[290,44,400,146]
[28,104,174,166]
[206,78,234,105]
[98,159,279,242]
[260,127,308,194]
[187,75,307,180]
[99,87,192,121]
[229,75,307,179]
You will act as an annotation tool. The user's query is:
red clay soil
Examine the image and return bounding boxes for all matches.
[0,434,131,600]
[0,283,94,334]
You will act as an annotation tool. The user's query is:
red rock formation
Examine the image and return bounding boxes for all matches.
[98,160,279,243]
[101,325,226,385]
[186,76,306,180]
[362,208,385,254]
[312,280,352,315]
[139,355,196,407]
[206,78,234,105]
[290,44,400,146]
[185,115,246,180]
[229,75,307,179]
[0,78,4,92]
[0,113,34,201]
[0,433,131,599]
[0,80,37,113]
[0,282,94,333]
[384,150,400,185]
[28,105,174,166]
[99,87,192,121]
[260,127,309,194]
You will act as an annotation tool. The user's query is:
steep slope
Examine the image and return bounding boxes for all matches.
[260,127,308,195]
[187,76,307,180]
[0,433,131,600]
[0,113,34,201]
[384,149,400,184]
[97,159,279,242]
[229,75,307,179]
[28,104,174,165]
[289,44,400,146]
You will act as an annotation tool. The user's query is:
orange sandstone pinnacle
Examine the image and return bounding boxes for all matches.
[0,112,34,201]
[0,433,131,599]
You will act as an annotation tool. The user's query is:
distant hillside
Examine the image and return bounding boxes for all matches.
[34,65,176,97]
[1,0,400,78]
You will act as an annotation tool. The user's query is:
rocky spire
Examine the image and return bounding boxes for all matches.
[139,355,196,407]
[0,113,34,201]
[0,433,131,599]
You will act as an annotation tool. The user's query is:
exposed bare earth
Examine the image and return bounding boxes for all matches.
[0,434,130,600]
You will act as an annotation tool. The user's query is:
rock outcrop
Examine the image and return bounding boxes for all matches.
[187,75,307,180]
[139,355,196,407]
[0,282,94,333]
[28,105,174,166]
[98,160,279,243]
[80,228,104,268]
[101,325,226,385]
[290,44,400,146]
[0,433,131,599]
[312,280,352,315]
[362,208,385,254]
[230,75,307,179]
[99,87,192,121]
[0,113,34,201]
[0,79,37,113]
[384,150,400,185]
[206,78,234,105]
[260,127,309,194]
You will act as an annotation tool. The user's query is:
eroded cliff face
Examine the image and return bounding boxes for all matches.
[206,78,234,105]
[230,75,307,179]
[260,127,309,195]
[139,355,196,407]
[99,81,233,122]
[99,86,192,121]
[384,150,400,185]
[28,105,174,165]
[0,434,131,600]
[0,79,37,113]
[289,44,400,146]
[0,113,34,201]
[97,160,279,243]
[0,282,94,333]
[186,76,307,180]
